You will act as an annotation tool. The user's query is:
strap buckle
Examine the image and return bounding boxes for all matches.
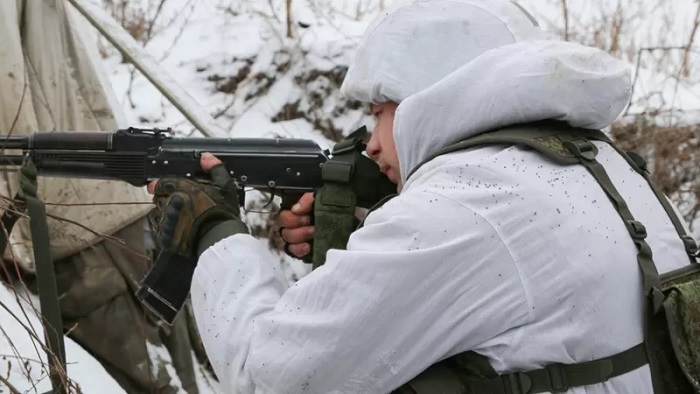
[321,160,353,183]
[649,287,665,314]
[625,219,647,240]
[504,372,532,394]
[680,235,699,257]
[626,151,649,174]
[545,364,569,392]
[563,139,597,161]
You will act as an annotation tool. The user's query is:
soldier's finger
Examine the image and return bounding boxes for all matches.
[200,152,223,172]
[291,192,315,214]
[278,210,311,228]
[280,226,315,244]
[287,243,310,258]
[147,180,158,195]
[209,163,234,189]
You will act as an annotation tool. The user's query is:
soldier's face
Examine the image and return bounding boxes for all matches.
[366,101,401,190]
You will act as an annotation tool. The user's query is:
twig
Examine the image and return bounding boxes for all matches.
[155,0,196,62]
[624,46,695,116]
[8,77,28,135]
[560,0,569,41]
[680,1,700,78]
[144,0,169,43]
[0,353,44,365]
[0,300,49,384]
[266,0,281,22]
[666,2,700,121]
[0,226,47,380]
[0,291,74,392]
[0,196,151,261]
[43,213,151,261]
[286,0,294,38]
[0,374,21,394]
[0,211,45,357]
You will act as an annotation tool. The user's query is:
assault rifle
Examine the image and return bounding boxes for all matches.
[0,127,396,324]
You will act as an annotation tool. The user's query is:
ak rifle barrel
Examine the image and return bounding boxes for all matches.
[0,155,26,166]
[0,136,30,150]
[0,132,113,151]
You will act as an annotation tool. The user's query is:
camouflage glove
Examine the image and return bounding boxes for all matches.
[148,163,249,257]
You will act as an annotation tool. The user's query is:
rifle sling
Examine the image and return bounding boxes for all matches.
[2,161,68,394]
[25,193,67,393]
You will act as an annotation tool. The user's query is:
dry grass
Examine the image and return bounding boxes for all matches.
[611,118,700,232]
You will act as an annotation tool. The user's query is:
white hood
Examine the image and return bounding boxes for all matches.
[341,0,633,185]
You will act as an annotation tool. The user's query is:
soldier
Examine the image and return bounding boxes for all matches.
[148,0,699,393]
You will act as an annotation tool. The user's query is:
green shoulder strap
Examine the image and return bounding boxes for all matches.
[311,127,396,269]
[606,147,698,263]
[406,120,595,180]
[400,120,698,394]
[3,159,68,394]
[409,120,698,261]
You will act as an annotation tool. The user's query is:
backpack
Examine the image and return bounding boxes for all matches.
[388,120,700,394]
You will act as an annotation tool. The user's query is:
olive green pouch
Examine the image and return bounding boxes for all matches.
[658,264,700,392]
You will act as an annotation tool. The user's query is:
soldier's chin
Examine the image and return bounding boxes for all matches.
[385,168,398,183]
[386,169,403,192]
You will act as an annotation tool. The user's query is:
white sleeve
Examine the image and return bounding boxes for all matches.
[189,190,531,393]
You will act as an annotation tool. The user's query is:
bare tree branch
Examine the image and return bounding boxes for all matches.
[680,1,700,77]
[560,0,569,41]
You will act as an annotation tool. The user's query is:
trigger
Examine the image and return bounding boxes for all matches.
[262,189,276,209]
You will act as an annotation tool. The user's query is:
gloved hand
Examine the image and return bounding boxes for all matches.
[147,153,249,257]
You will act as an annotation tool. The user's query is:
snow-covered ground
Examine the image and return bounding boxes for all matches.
[0,283,125,393]
[2,0,699,392]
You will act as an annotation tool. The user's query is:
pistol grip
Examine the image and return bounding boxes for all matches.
[280,191,314,264]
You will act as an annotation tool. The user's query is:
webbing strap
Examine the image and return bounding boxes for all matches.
[17,160,67,394]
[311,137,365,269]
[561,138,663,297]
[466,343,648,394]
[312,182,357,269]
[558,136,665,393]
[26,196,68,393]
[406,121,614,181]
[610,147,699,262]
